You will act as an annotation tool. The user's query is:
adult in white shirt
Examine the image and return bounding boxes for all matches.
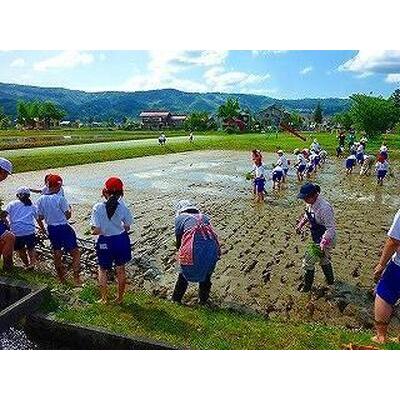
[373,210,400,343]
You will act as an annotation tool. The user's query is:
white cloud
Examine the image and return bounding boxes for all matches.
[386,73,400,83]
[34,51,94,71]
[340,50,400,83]
[356,71,373,79]
[204,67,270,92]
[119,50,271,94]
[252,50,287,57]
[10,58,25,68]
[300,66,313,75]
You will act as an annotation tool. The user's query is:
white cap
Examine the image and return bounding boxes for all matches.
[16,186,30,196]
[0,158,12,175]
[277,149,283,155]
[175,199,198,214]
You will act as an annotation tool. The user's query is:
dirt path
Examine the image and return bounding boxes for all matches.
[1,150,399,329]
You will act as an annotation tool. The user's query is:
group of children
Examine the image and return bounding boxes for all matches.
[345,140,390,185]
[2,174,134,304]
[250,139,327,202]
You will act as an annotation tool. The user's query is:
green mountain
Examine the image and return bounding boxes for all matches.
[0,82,350,121]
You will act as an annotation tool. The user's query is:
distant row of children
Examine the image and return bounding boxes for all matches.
[345,142,390,185]
[250,139,327,202]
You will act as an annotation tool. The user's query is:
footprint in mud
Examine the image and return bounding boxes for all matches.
[262,268,271,283]
[242,260,257,273]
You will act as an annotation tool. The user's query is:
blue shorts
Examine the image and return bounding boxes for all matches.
[254,178,265,193]
[356,153,364,162]
[377,170,387,179]
[48,224,78,252]
[283,168,289,176]
[14,234,36,251]
[272,171,283,182]
[346,159,355,169]
[297,164,306,173]
[96,231,132,269]
[307,165,314,173]
[376,261,400,305]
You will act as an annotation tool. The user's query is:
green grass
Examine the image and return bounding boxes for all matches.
[4,131,400,173]
[4,268,399,350]
[0,129,197,151]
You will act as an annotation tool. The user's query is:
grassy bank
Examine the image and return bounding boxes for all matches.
[4,131,400,173]
[4,268,399,350]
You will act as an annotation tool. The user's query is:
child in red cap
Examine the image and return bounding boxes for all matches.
[91,176,133,304]
[36,174,81,285]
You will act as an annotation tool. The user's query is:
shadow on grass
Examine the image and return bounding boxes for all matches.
[119,302,195,339]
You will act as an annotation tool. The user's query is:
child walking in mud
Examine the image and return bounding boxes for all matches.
[250,150,266,203]
[360,154,375,176]
[375,156,389,186]
[5,187,44,270]
[345,153,357,175]
[271,160,284,190]
[276,150,289,182]
[36,174,81,285]
[294,149,307,182]
[91,177,133,304]
[172,200,220,305]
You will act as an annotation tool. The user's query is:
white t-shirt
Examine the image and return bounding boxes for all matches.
[5,200,38,236]
[91,199,134,237]
[388,210,400,265]
[380,145,388,153]
[296,154,306,166]
[347,154,356,161]
[37,193,70,226]
[277,155,289,169]
[272,165,284,175]
[252,164,266,179]
[376,161,389,171]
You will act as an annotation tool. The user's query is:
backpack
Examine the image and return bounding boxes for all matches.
[178,213,220,266]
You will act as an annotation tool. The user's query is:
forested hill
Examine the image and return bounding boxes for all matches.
[0,82,350,121]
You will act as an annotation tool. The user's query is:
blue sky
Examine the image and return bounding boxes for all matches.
[0,50,399,99]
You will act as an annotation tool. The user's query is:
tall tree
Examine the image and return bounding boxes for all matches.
[332,111,353,130]
[350,94,399,137]
[217,98,241,121]
[184,111,211,131]
[390,89,400,108]
[313,103,323,124]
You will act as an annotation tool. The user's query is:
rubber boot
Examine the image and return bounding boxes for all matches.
[301,269,315,293]
[322,263,335,285]
[199,277,212,305]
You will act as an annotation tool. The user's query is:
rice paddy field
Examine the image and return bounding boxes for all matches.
[1,130,400,349]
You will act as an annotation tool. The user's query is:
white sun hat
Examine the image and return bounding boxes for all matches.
[0,158,12,175]
[16,186,30,196]
[175,199,198,214]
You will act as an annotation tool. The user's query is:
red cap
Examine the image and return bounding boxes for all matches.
[47,174,63,188]
[104,176,124,192]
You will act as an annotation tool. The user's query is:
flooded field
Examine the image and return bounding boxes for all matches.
[1,150,399,329]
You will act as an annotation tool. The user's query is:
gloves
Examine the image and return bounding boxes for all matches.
[319,237,330,251]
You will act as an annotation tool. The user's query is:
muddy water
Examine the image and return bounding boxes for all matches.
[1,150,399,330]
